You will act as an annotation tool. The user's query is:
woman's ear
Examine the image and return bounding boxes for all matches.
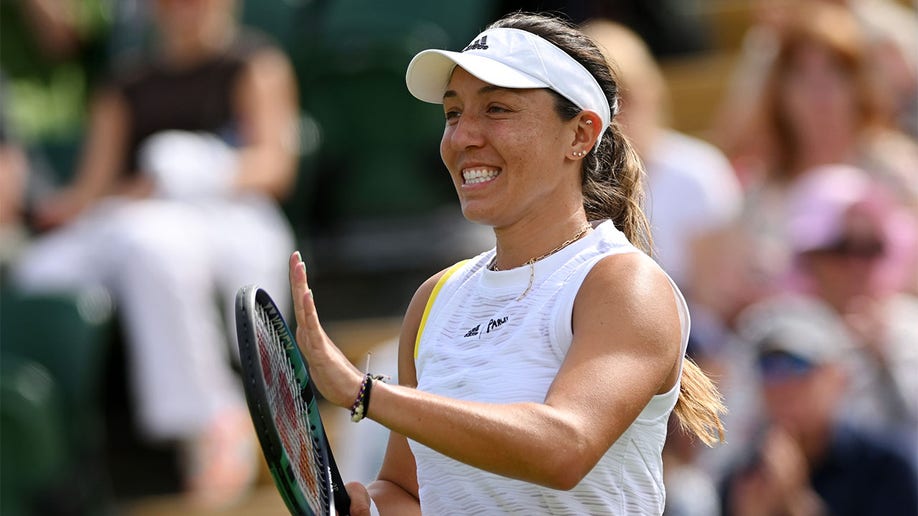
[568,111,603,159]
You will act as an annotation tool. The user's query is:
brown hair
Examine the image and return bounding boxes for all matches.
[762,3,885,180]
[489,12,725,445]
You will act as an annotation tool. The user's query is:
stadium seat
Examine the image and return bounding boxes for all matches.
[0,287,115,514]
[0,356,67,516]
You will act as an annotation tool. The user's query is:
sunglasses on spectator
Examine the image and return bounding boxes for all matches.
[757,350,816,381]
[809,238,885,259]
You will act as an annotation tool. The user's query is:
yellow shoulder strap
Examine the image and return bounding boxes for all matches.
[414,260,469,360]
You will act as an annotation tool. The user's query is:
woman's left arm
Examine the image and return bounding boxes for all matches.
[231,46,300,200]
[290,252,683,489]
[542,252,684,481]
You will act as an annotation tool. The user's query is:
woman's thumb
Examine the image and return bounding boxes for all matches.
[342,481,373,516]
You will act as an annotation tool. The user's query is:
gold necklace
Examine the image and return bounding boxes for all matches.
[489,224,592,300]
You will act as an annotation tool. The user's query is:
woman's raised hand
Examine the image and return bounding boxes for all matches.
[288,252,364,408]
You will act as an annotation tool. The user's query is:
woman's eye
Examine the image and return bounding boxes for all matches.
[487,105,509,114]
[444,109,461,123]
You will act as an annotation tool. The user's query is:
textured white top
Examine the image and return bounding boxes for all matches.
[409,220,690,515]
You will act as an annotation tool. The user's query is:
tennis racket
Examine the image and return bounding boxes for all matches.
[235,285,351,516]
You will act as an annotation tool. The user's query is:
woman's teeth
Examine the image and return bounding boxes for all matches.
[463,168,500,184]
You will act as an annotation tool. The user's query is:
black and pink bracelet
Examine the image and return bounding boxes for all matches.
[350,373,387,423]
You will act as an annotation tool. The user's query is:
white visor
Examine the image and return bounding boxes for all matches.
[406,27,613,137]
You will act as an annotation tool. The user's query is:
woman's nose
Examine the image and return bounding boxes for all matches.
[447,113,485,150]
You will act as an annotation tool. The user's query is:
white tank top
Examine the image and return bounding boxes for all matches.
[409,220,690,515]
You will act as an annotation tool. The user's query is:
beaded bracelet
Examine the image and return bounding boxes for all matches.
[350,373,387,423]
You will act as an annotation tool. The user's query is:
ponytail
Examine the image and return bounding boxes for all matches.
[583,121,652,254]
[492,11,726,445]
[675,358,727,445]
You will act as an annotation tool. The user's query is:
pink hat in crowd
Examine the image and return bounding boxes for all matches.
[786,164,918,293]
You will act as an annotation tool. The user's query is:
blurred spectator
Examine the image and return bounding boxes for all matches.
[711,0,918,200]
[0,0,110,252]
[9,0,300,507]
[850,0,918,139]
[0,0,112,150]
[497,0,711,57]
[581,19,742,298]
[721,295,918,516]
[696,1,918,328]
[0,73,29,247]
[663,414,722,516]
[785,165,918,440]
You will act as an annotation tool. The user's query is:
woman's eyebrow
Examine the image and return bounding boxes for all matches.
[442,84,511,101]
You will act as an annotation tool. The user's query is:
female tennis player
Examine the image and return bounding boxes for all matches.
[289,12,725,515]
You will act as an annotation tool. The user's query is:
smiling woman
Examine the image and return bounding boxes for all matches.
[285,11,725,516]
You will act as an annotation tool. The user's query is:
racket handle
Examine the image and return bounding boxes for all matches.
[333,481,352,516]
[321,423,351,515]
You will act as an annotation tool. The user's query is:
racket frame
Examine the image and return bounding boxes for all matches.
[235,285,350,516]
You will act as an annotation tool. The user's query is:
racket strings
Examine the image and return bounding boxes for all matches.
[255,304,329,512]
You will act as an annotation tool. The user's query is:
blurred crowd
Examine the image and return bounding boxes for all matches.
[1,0,916,514]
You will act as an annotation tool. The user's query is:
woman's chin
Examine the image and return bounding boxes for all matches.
[459,204,499,227]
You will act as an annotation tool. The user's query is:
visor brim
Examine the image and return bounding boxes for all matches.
[406,49,549,104]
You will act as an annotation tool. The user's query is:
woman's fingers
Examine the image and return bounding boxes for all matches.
[343,482,373,516]
[289,251,324,346]
[289,251,308,324]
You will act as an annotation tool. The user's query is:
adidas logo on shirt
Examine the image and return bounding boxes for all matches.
[462,316,509,338]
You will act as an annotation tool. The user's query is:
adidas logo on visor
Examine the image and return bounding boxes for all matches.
[463,36,489,52]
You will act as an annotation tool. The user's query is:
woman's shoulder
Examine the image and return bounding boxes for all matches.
[572,242,684,382]
[586,250,669,295]
[581,228,684,323]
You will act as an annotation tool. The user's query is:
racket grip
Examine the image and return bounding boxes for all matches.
[333,481,351,515]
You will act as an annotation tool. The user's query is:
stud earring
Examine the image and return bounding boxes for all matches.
[585,120,593,125]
